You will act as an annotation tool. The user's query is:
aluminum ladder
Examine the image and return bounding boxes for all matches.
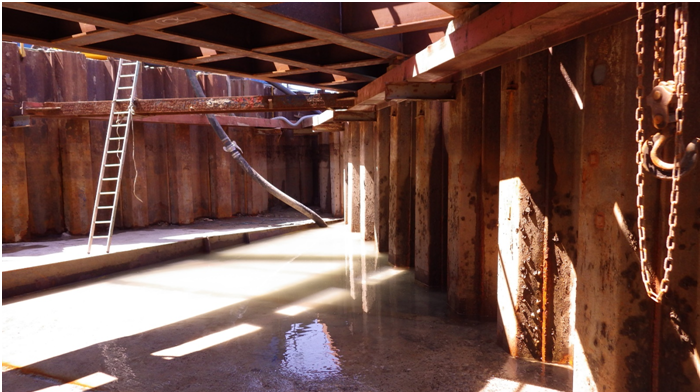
[87,59,141,254]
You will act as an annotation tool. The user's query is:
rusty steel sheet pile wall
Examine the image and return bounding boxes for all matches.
[2,43,331,242]
[340,4,699,391]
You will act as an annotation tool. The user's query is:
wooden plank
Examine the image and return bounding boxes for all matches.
[388,101,413,267]
[23,93,356,117]
[360,121,376,241]
[2,128,30,242]
[414,100,447,288]
[313,109,376,127]
[375,107,391,252]
[444,76,482,316]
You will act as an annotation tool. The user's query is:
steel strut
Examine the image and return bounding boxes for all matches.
[185,70,327,228]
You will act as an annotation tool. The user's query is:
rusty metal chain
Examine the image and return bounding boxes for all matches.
[635,2,654,301]
[654,5,667,86]
[656,3,689,301]
[635,3,689,303]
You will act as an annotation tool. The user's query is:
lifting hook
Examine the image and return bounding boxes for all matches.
[641,132,699,179]
[642,81,699,179]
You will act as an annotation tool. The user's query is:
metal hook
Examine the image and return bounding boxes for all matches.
[641,132,699,179]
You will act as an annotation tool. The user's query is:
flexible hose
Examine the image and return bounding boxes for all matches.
[185,70,327,228]
[271,114,318,127]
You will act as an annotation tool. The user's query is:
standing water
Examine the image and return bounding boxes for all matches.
[2,223,571,391]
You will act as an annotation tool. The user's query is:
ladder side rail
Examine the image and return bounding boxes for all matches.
[105,61,140,253]
[88,59,125,254]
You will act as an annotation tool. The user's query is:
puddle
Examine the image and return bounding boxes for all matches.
[281,319,341,379]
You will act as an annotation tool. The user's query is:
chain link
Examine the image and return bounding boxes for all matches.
[635,3,688,303]
[635,2,653,299]
[653,5,667,86]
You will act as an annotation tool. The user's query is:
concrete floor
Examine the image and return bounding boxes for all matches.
[3,222,572,392]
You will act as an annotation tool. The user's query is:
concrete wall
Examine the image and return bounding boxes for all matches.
[341,5,700,391]
[1,44,332,241]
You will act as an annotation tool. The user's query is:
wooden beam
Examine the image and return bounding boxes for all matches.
[428,2,474,16]
[355,2,630,107]
[199,2,403,59]
[251,3,453,52]
[385,82,455,101]
[57,6,229,46]
[254,58,388,79]
[22,93,356,117]
[313,110,376,126]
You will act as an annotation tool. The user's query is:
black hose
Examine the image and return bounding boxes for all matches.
[185,69,327,228]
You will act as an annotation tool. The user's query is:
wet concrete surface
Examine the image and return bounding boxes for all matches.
[3,223,572,391]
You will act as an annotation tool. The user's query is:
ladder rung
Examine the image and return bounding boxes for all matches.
[95,221,112,224]
[111,124,127,127]
[92,235,110,239]
[100,192,117,195]
[122,61,138,65]
[114,111,130,115]
[110,137,126,141]
[97,206,113,209]
[118,86,133,90]
[121,74,136,77]
[103,177,119,181]
[115,98,131,102]
[105,164,120,167]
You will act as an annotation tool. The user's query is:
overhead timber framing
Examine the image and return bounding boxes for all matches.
[1,2,462,92]
[353,2,639,108]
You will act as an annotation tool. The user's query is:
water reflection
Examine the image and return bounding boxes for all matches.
[282,319,341,379]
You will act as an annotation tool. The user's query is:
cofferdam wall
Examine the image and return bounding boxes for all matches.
[2,43,342,242]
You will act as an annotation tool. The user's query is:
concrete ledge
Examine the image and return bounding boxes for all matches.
[3,219,341,298]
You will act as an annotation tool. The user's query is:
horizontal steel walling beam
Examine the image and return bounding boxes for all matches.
[106,114,313,129]
[21,93,356,117]
[355,2,633,107]
[385,82,455,101]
